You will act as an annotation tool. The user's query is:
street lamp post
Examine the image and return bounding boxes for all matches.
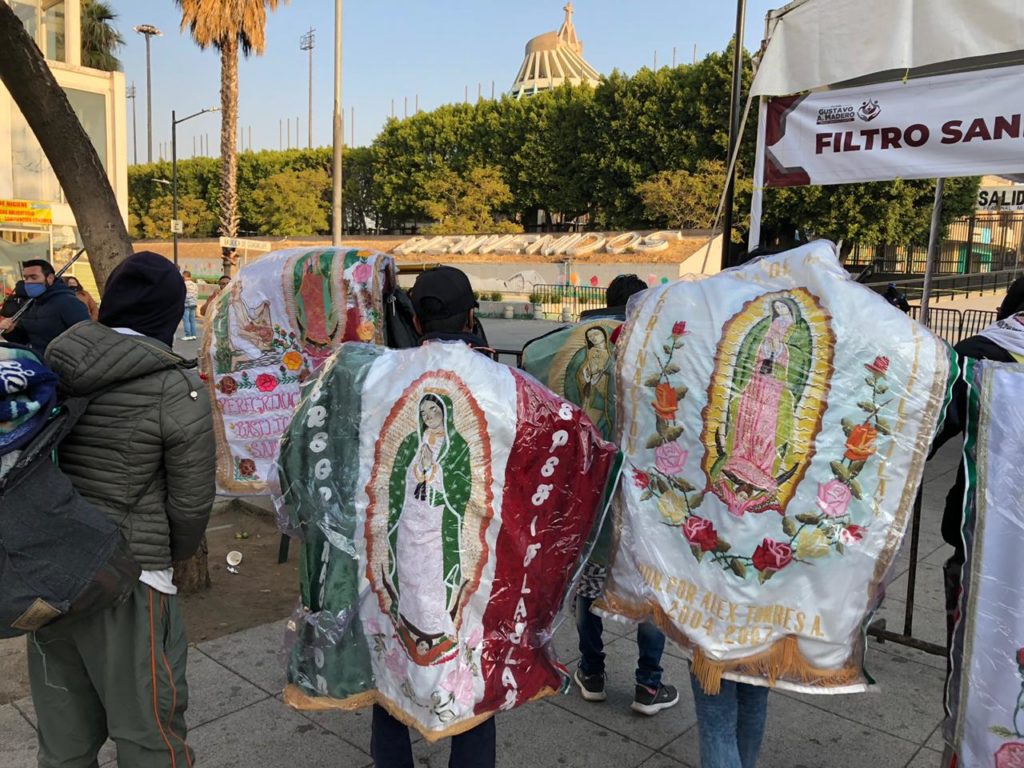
[133,24,162,164]
[332,0,343,244]
[721,0,747,267]
[127,82,138,165]
[172,107,219,266]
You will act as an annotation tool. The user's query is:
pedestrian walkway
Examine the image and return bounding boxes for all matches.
[0,441,960,768]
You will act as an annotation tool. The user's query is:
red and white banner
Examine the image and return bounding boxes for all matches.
[762,65,1024,188]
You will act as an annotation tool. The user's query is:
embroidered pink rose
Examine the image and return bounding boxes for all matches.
[995,743,1024,768]
[441,664,476,707]
[816,479,853,518]
[655,441,689,476]
[364,618,382,636]
[466,627,484,649]
[384,648,407,678]
[352,261,373,283]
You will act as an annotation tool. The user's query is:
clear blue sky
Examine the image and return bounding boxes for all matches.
[115,0,777,160]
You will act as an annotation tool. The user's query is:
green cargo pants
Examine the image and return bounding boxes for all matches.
[27,582,193,768]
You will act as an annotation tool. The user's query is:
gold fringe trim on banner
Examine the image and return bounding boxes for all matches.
[595,592,864,696]
[282,683,559,743]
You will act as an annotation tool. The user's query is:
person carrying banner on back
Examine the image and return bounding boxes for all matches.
[522,273,680,716]
[28,251,216,768]
[368,265,497,768]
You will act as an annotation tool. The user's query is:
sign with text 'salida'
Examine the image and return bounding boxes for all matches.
[762,65,1024,188]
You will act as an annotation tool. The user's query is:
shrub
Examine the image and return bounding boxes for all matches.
[489,291,504,302]
[528,291,542,304]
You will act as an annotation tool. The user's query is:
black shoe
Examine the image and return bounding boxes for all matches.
[631,682,679,715]
[573,668,607,702]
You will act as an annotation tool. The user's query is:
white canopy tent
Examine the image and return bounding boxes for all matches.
[751,0,1024,98]
[745,0,1024,319]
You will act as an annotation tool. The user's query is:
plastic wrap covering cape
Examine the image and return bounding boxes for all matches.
[598,241,953,694]
[201,247,395,495]
[275,340,620,740]
[947,361,1024,767]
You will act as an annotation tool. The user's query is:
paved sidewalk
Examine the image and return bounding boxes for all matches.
[0,440,959,768]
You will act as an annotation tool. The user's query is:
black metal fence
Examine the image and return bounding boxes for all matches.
[846,211,1024,275]
[531,284,607,322]
[908,306,998,343]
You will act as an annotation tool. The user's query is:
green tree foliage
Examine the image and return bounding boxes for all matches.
[638,160,750,230]
[251,168,330,235]
[126,45,979,249]
[140,194,216,238]
[80,0,123,72]
[419,166,521,235]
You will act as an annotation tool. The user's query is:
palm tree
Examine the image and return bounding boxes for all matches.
[80,0,123,72]
[176,0,286,276]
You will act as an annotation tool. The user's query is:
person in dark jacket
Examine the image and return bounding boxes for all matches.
[369,265,496,768]
[0,260,90,358]
[30,251,216,768]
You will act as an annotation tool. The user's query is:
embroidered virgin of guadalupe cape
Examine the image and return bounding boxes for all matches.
[598,241,953,694]
[275,341,619,740]
[201,247,394,495]
[947,361,1024,768]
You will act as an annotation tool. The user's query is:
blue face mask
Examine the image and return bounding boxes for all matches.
[24,283,46,298]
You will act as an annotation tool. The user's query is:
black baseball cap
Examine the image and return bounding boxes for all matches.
[411,266,477,320]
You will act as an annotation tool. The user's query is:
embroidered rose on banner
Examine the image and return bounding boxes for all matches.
[682,516,718,552]
[441,664,476,707]
[655,441,689,475]
[995,743,1024,768]
[816,479,853,518]
[752,538,793,580]
[353,261,373,284]
[357,320,376,342]
[653,382,679,421]
[385,648,408,678]
[632,469,651,489]
[237,458,257,478]
[282,351,303,371]
[255,373,278,393]
[845,424,878,462]
[219,376,238,395]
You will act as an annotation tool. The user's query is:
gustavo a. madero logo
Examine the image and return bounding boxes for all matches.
[857,99,881,122]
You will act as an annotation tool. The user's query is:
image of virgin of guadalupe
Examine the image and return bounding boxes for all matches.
[384,392,472,665]
[565,326,613,437]
[710,296,813,516]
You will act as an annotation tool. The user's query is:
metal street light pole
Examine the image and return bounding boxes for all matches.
[332,0,343,244]
[134,24,162,164]
[172,107,219,266]
[126,82,138,165]
[721,0,746,268]
[300,27,315,149]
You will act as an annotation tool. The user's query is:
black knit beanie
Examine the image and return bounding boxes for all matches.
[98,251,186,347]
[998,276,1024,320]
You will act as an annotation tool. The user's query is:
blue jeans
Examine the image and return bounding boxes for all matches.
[181,305,197,337]
[690,674,770,768]
[370,704,495,768]
[576,595,665,687]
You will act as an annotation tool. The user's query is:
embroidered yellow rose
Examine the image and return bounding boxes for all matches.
[282,351,303,371]
[657,490,686,525]
[794,527,831,559]
[356,320,376,341]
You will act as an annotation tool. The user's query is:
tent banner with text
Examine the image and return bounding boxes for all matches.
[762,65,1024,188]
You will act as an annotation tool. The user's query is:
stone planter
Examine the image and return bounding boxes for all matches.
[503,305,515,319]
[532,303,544,318]
[561,307,572,322]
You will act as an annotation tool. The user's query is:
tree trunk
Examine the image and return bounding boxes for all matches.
[0,4,131,290]
[173,535,211,594]
[219,40,239,277]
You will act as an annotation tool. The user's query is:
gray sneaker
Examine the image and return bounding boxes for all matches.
[573,668,607,702]
[631,683,680,715]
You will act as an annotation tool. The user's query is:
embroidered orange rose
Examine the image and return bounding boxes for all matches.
[845,424,878,462]
[356,320,376,341]
[282,351,303,371]
[652,382,679,420]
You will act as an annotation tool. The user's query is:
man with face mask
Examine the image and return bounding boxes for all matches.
[0,259,89,357]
